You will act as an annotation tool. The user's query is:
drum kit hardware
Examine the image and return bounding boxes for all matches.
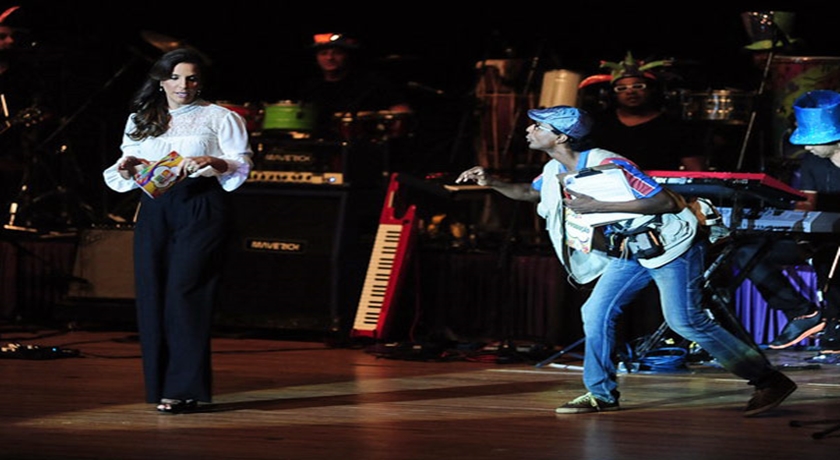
[215,98,415,145]
[334,110,414,143]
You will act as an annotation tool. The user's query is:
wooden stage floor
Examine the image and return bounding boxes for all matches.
[1,325,838,460]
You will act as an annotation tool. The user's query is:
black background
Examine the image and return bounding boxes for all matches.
[7,1,840,223]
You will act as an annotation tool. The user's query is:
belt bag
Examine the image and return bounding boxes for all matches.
[615,206,698,268]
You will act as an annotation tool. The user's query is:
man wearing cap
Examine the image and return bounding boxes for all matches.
[456,105,798,415]
[299,32,411,142]
[787,89,840,354]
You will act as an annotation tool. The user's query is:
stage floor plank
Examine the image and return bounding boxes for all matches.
[1,327,838,460]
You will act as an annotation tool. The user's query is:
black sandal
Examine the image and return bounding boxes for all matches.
[156,398,198,414]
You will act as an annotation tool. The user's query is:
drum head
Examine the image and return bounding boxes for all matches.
[262,102,317,132]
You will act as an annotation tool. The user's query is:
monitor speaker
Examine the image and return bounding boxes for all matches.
[66,226,135,300]
[215,184,381,335]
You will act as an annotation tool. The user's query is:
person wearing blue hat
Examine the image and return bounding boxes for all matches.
[456,105,797,415]
[787,89,840,355]
[725,90,840,353]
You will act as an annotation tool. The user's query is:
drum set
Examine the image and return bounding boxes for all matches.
[216,100,414,143]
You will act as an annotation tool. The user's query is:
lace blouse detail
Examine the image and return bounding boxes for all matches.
[103,101,253,193]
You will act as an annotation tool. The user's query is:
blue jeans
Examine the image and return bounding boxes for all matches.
[581,241,776,403]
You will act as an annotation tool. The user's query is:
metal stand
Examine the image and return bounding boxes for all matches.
[790,418,840,440]
[789,244,840,438]
[535,337,584,368]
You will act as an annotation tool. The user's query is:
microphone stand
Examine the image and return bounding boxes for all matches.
[736,18,789,172]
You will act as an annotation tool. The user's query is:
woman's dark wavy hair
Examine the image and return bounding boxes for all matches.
[127,48,207,141]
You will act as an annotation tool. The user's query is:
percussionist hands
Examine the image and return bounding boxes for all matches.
[456,166,489,186]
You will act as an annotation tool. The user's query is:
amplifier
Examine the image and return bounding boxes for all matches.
[252,136,346,172]
[250,135,384,187]
[248,170,344,185]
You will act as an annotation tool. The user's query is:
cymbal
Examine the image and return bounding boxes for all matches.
[140,30,213,65]
[377,54,421,62]
[141,30,183,52]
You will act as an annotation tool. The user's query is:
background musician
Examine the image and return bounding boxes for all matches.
[729,90,840,354]
[0,4,50,217]
[299,32,411,143]
[585,51,708,172]
[786,89,840,354]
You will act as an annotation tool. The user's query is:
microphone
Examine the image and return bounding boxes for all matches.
[407,81,445,96]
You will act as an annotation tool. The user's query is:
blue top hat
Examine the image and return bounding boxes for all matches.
[528,106,593,140]
[789,90,840,145]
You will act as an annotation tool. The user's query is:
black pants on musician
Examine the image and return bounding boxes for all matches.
[133,177,229,404]
[731,235,818,320]
[731,234,840,349]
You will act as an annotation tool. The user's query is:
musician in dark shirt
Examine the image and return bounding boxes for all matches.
[586,57,708,172]
[299,32,411,142]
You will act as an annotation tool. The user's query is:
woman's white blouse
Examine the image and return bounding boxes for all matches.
[103,101,253,193]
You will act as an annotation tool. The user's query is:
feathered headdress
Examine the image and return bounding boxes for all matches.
[0,6,20,25]
[578,51,671,89]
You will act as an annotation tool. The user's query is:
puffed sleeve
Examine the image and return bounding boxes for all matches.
[209,110,253,192]
[102,116,141,193]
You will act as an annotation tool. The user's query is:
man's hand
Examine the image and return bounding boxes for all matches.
[456,166,489,186]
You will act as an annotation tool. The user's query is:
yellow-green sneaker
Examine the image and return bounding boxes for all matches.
[555,392,619,414]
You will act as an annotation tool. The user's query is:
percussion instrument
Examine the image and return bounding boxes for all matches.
[261,101,317,133]
[539,69,582,108]
[374,110,414,140]
[474,59,534,170]
[673,89,754,124]
[333,110,414,142]
[333,111,378,141]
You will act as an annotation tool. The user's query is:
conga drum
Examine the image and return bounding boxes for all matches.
[539,69,583,108]
[474,59,535,171]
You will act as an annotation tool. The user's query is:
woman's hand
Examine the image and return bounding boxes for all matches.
[117,156,144,180]
[183,156,227,174]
